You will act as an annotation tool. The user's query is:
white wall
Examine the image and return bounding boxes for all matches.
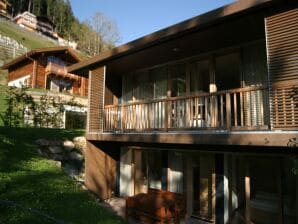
[8,75,30,88]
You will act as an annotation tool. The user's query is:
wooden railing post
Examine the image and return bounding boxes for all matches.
[226,93,231,129]
[165,99,168,131]
[167,99,171,130]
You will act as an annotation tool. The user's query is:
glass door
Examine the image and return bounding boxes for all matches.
[133,149,148,194]
[192,154,215,220]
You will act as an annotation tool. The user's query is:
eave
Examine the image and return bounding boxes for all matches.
[68,0,274,74]
[1,46,81,70]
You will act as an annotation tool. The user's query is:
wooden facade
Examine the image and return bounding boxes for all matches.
[0,0,9,16]
[2,47,88,97]
[69,1,297,223]
[266,8,298,129]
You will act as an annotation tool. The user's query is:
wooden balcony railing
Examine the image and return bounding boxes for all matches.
[104,86,269,132]
[45,62,78,80]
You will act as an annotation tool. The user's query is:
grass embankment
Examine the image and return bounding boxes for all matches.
[0,84,7,126]
[0,127,125,224]
[0,20,56,49]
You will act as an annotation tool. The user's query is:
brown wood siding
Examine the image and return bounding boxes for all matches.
[72,79,80,95]
[35,62,46,88]
[88,66,105,133]
[84,141,116,200]
[81,77,88,97]
[266,8,298,129]
[105,87,114,106]
[8,61,33,84]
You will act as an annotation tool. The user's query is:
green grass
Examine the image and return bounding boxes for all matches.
[0,70,7,85]
[0,127,126,224]
[0,84,7,126]
[0,20,56,49]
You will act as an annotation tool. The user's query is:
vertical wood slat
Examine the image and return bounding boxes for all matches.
[245,160,251,224]
[220,95,224,127]
[88,66,105,133]
[266,8,298,129]
[234,93,238,127]
[205,97,208,127]
[226,93,231,129]
[240,92,244,126]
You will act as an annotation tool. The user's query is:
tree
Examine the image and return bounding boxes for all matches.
[1,87,35,127]
[1,87,86,129]
[88,11,120,54]
[7,0,121,56]
[33,94,64,128]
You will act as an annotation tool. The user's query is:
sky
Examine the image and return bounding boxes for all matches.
[70,0,235,46]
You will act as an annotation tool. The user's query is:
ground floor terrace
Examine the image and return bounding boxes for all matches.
[85,141,298,224]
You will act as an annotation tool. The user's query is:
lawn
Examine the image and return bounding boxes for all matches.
[0,84,7,126]
[0,20,56,49]
[0,127,126,224]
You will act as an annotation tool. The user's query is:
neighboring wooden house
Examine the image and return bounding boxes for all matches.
[2,47,88,97]
[69,1,297,223]
[13,11,58,40]
[0,0,10,17]
[13,11,37,31]
[0,0,9,14]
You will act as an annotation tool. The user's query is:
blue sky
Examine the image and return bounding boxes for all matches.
[70,0,235,45]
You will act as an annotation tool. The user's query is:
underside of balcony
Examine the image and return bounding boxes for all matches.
[86,129,298,148]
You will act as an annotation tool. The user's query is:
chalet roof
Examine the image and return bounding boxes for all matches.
[2,46,81,69]
[68,0,274,74]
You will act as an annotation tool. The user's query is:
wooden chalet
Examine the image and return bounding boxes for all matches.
[68,0,298,223]
[13,11,37,31]
[0,0,10,17]
[13,12,58,40]
[2,47,88,96]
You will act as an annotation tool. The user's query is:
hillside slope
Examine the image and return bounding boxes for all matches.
[0,127,126,224]
[0,19,56,50]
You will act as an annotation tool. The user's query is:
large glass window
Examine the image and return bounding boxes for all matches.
[193,154,215,219]
[169,151,184,194]
[169,63,186,97]
[242,42,268,126]
[150,67,168,99]
[215,53,240,91]
[242,42,267,87]
[250,158,279,224]
[190,60,209,93]
[148,150,162,189]
[122,73,134,102]
[282,158,297,224]
[137,70,153,101]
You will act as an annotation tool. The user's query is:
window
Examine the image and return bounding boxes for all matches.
[190,60,210,93]
[169,63,186,97]
[148,150,162,189]
[193,154,215,219]
[150,67,167,99]
[122,73,134,102]
[169,151,184,193]
[215,53,240,91]
[47,76,73,93]
[250,158,279,224]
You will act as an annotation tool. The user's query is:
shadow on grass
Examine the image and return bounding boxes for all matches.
[0,126,126,224]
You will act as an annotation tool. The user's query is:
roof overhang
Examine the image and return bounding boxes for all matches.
[2,47,81,70]
[68,0,275,75]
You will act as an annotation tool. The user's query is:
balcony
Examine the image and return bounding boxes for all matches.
[104,86,269,133]
[45,62,78,80]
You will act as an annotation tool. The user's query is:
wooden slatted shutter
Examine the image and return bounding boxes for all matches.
[88,66,105,133]
[265,8,298,129]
